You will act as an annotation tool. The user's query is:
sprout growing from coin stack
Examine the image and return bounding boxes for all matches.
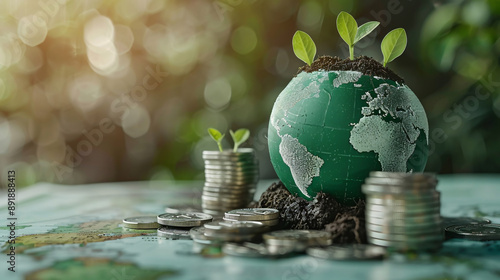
[202,128,258,216]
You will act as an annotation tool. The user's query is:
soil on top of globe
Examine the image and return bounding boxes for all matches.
[297,55,405,84]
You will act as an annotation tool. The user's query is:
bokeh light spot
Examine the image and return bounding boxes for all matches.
[297,1,324,29]
[0,117,11,154]
[17,15,48,47]
[122,105,151,138]
[114,24,134,55]
[230,26,257,55]
[204,78,232,110]
[84,15,115,48]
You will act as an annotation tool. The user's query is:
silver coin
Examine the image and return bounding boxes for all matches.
[157,226,192,239]
[366,223,443,234]
[366,201,441,212]
[201,209,225,216]
[204,182,257,188]
[189,226,219,245]
[365,177,437,187]
[222,243,262,257]
[362,184,438,195]
[225,208,280,221]
[203,160,259,168]
[367,230,443,242]
[204,174,258,181]
[445,224,500,241]
[307,244,385,260]
[204,165,258,172]
[263,230,332,247]
[367,197,440,207]
[223,217,279,226]
[122,216,159,229]
[367,236,443,250]
[442,217,492,228]
[205,178,257,185]
[202,191,251,199]
[367,191,441,202]
[157,212,213,227]
[204,168,259,175]
[366,212,442,222]
[366,214,442,225]
[204,220,265,234]
[369,172,436,180]
[366,204,441,215]
[204,173,258,180]
[266,243,301,254]
[203,187,255,196]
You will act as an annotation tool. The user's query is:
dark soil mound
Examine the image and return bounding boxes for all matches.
[298,55,404,84]
[253,181,367,244]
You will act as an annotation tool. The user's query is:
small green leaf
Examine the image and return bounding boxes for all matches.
[292,30,316,66]
[208,128,224,152]
[230,129,250,152]
[354,21,380,44]
[337,11,358,47]
[381,28,407,67]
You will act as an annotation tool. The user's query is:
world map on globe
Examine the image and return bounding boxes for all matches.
[268,70,429,204]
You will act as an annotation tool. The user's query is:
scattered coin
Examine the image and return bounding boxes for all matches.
[189,227,219,245]
[442,217,492,228]
[225,208,280,221]
[223,217,279,226]
[222,242,262,258]
[445,224,500,241]
[157,226,192,240]
[263,230,332,252]
[122,216,159,229]
[307,244,385,260]
[157,212,213,227]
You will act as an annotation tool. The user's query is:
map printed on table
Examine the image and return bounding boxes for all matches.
[1,177,500,280]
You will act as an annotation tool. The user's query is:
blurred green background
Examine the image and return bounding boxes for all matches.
[0,0,499,188]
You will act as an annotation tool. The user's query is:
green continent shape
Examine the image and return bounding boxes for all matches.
[3,220,153,253]
[349,83,429,172]
[25,258,176,280]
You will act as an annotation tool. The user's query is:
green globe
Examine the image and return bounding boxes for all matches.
[268,70,429,205]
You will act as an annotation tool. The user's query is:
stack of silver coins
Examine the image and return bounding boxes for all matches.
[202,148,259,215]
[362,172,443,251]
[223,208,280,227]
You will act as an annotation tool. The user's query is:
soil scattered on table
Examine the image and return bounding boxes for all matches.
[297,55,404,84]
[252,181,367,244]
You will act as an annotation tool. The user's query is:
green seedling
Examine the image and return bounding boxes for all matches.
[292,30,316,66]
[208,128,224,152]
[381,28,407,67]
[337,11,380,60]
[230,128,250,152]
[208,128,250,152]
[292,11,406,68]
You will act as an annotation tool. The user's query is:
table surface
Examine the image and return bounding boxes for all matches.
[1,175,500,280]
